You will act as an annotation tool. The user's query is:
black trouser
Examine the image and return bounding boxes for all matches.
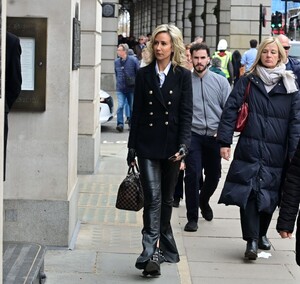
[136,158,180,265]
[184,133,221,222]
[240,191,273,241]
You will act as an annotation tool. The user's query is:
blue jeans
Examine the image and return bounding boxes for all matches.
[116,91,133,126]
[124,99,130,119]
[184,132,221,222]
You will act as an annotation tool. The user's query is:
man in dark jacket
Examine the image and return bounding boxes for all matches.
[114,43,139,132]
[278,35,300,87]
[4,32,22,180]
[277,139,300,266]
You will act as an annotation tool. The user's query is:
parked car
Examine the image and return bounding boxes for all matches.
[289,40,300,60]
[100,90,114,124]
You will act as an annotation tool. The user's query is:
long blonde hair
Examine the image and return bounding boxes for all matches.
[249,36,286,73]
[147,24,186,69]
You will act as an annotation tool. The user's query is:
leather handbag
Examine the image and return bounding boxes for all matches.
[235,81,251,132]
[116,165,144,211]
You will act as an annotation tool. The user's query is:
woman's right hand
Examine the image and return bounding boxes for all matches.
[279,231,293,239]
[220,147,231,161]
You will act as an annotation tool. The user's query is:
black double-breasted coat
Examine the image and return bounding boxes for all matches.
[128,61,193,158]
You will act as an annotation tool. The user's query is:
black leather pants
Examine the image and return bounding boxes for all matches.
[136,157,180,266]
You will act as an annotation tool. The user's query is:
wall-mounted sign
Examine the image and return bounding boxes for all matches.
[102,3,115,17]
[7,17,47,112]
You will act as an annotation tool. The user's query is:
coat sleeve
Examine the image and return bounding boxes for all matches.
[277,139,300,233]
[288,90,300,159]
[178,68,193,148]
[217,76,249,145]
[5,33,22,111]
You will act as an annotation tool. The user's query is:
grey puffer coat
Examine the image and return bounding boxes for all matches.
[217,74,300,214]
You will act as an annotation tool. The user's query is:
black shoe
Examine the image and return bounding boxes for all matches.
[200,204,213,221]
[172,197,180,208]
[244,240,258,260]
[184,221,198,232]
[142,251,161,276]
[116,125,124,132]
[258,236,271,250]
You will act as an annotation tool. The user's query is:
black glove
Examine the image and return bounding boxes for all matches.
[178,144,188,158]
[127,148,136,166]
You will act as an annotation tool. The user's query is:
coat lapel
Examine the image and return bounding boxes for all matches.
[145,62,166,108]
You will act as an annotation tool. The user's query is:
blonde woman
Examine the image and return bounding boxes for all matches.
[127,24,193,276]
[217,37,300,260]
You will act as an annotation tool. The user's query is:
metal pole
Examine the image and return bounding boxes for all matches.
[259,4,262,44]
[285,0,288,34]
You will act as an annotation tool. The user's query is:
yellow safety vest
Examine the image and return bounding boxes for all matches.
[212,51,232,79]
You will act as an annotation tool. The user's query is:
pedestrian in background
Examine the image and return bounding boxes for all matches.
[212,39,234,85]
[173,42,194,208]
[217,36,300,260]
[183,43,231,232]
[241,39,258,73]
[5,32,22,180]
[232,50,242,85]
[278,35,300,89]
[127,24,193,276]
[209,57,226,77]
[276,139,300,266]
[114,43,139,132]
[134,35,146,61]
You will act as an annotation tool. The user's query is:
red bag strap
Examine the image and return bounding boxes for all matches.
[243,81,251,101]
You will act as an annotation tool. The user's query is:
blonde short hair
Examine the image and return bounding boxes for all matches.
[249,37,286,73]
[147,24,186,69]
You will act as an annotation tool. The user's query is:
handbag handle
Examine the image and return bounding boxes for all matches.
[127,164,140,175]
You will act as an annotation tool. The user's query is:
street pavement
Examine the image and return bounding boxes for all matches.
[44,125,300,283]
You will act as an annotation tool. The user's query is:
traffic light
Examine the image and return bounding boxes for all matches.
[276,11,282,28]
[271,11,283,30]
[271,13,277,29]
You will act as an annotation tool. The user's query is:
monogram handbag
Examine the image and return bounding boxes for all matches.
[116,165,144,211]
[235,81,251,132]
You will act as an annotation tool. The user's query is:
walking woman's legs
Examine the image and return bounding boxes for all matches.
[159,159,180,263]
[136,158,161,268]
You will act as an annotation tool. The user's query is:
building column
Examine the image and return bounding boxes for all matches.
[78,0,102,174]
[101,0,118,92]
[151,0,158,32]
[205,0,218,53]
[169,0,177,25]
[183,0,192,43]
[4,0,80,246]
[193,0,204,41]
[162,0,169,24]
[176,0,184,31]
[0,0,5,277]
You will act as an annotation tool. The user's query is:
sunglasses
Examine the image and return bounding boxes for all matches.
[283,46,290,50]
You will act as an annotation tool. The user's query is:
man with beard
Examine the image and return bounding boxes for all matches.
[184,43,231,232]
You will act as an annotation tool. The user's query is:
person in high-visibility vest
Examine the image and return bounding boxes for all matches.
[212,39,234,85]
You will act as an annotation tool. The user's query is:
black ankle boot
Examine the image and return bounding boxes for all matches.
[258,236,271,250]
[244,239,258,260]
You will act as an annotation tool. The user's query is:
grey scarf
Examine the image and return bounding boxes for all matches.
[256,63,298,94]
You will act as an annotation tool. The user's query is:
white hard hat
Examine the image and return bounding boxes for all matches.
[217,39,228,51]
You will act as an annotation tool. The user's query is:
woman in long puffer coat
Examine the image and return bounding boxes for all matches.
[217,37,300,260]
[277,139,300,266]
